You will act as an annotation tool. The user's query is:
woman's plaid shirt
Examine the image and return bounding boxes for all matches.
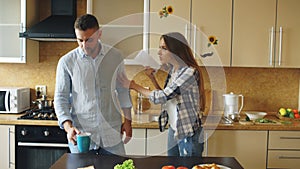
[149,66,202,140]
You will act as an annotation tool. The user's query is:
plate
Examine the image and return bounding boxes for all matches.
[196,164,231,169]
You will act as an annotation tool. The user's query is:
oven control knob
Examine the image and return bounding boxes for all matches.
[21,129,27,136]
[44,130,50,137]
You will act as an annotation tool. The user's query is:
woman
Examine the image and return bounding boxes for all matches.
[123,32,205,157]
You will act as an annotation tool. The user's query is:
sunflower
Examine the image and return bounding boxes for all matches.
[166,6,173,14]
[159,5,174,18]
[208,35,218,47]
[208,36,217,44]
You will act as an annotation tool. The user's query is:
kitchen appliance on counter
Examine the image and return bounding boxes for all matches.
[0,87,30,113]
[16,125,69,169]
[223,92,244,122]
[18,96,57,120]
[18,107,57,120]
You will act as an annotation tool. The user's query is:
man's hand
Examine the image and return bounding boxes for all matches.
[63,120,81,145]
[121,119,132,144]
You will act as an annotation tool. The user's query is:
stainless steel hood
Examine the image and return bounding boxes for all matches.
[19,0,77,41]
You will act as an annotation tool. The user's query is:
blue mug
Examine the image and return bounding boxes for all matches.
[76,132,91,153]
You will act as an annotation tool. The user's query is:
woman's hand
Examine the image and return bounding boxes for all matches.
[144,66,156,78]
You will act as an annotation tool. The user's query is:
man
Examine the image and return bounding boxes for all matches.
[54,14,132,155]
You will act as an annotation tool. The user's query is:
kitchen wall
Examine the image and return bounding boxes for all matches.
[126,65,300,112]
[0,0,299,112]
[1,52,299,112]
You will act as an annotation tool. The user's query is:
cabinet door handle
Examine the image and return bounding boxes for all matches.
[8,128,12,168]
[193,24,197,57]
[185,24,189,41]
[269,27,274,66]
[279,156,300,160]
[280,136,300,139]
[278,27,283,66]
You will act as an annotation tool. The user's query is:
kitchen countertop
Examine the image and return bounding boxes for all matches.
[50,153,244,169]
[0,112,300,131]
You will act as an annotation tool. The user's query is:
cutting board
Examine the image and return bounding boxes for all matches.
[239,119,282,125]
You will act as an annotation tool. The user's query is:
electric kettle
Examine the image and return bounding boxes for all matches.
[223,92,244,121]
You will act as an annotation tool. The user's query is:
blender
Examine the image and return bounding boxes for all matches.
[223,92,244,122]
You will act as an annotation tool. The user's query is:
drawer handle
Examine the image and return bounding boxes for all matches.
[280,136,300,140]
[279,156,300,160]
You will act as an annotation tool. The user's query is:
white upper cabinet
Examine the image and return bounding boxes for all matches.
[147,0,231,67]
[275,0,300,68]
[0,0,25,63]
[232,0,276,67]
[192,0,232,67]
[148,0,191,63]
[88,0,144,60]
[0,0,39,63]
[232,0,300,68]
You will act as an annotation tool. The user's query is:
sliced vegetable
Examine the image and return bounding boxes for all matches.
[289,113,295,119]
[255,118,275,123]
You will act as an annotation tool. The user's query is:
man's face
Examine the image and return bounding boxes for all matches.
[75,28,101,57]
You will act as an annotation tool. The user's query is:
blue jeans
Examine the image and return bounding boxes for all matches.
[167,127,204,157]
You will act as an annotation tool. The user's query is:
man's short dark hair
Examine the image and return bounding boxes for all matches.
[74,14,99,31]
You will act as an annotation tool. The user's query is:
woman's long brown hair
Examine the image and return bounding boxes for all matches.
[161,32,206,112]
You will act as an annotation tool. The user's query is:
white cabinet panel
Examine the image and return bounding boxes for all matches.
[124,129,146,155]
[146,129,168,156]
[0,0,26,63]
[206,130,267,169]
[0,24,25,62]
[192,0,232,67]
[0,125,15,169]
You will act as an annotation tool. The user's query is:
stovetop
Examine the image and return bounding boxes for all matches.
[18,108,58,120]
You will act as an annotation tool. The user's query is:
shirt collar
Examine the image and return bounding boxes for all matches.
[79,40,106,59]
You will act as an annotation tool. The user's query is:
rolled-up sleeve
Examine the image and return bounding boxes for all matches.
[54,57,73,128]
[115,63,132,108]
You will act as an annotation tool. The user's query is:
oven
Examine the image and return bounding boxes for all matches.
[16,125,69,169]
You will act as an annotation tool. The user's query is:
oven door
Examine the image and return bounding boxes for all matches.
[16,125,70,169]
[16,142,69,169]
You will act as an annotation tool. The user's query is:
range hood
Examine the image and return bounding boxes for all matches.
[19,0,77,41]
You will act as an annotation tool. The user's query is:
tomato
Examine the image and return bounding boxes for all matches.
[176,167,188,169]
[294,113,300,119]
[292,109,298,114]
[161,165,175,169]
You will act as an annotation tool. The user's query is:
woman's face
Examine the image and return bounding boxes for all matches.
[158,38,173,65]
[75,28,101,57]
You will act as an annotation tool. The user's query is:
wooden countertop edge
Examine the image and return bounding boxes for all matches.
[1,112,300,130]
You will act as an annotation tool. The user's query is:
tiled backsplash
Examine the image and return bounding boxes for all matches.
[126,65,300,112]
[0,42,299,112]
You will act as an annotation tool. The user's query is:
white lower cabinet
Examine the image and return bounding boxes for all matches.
[205,130,268,169]
[146,129,168,156]
[0,125,15,169]
[125,128,168,156]
[124,129,146,155]
[267,131,300,169]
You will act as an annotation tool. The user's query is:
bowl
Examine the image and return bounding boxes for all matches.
[245,112,267,120]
